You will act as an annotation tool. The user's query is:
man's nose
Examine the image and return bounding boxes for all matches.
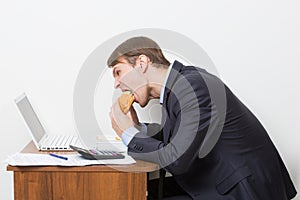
[114,78,121,89]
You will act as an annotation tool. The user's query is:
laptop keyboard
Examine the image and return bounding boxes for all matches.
[42,135,81,150]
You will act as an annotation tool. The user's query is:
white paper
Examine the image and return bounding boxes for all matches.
[6,153,136,166]
[96,141,127,152]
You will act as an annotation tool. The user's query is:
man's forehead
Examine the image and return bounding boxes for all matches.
[112,62,125,70]
[112,59,130,69]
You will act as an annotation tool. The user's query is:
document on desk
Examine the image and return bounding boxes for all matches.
[6,153,136,166]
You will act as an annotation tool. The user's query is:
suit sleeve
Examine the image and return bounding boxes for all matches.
[128,74,214,175]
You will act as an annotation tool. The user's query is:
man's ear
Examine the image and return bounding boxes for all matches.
[136,55,150,73]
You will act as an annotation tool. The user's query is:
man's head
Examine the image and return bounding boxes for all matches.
[107,37,170,107]
[107,36,170,68]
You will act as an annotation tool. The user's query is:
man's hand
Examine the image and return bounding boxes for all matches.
[128,106,141,130]
[110,102,138,137]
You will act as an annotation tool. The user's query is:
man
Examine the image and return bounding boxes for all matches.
[109,36,297,199]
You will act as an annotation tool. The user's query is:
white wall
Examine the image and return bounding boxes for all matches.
[0,0,299,199]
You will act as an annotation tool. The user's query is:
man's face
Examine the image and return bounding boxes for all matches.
[112,59,150,107]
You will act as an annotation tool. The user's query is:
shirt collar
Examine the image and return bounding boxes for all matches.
[159,62,173,104]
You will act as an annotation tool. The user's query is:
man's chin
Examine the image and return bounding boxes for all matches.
[137,100,148,108]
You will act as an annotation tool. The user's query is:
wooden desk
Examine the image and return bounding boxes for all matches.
[7,142,158,200]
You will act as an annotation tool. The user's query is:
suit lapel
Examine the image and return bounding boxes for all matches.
[163,60,184,100]
[161,61,184,143]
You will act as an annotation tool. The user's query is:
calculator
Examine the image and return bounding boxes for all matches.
[69,145,125,160]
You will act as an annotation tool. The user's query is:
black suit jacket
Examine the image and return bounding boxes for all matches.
[128,61,297,199]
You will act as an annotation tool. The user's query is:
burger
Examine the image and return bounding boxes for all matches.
[118,91,135,114]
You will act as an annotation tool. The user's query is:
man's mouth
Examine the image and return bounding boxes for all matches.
[133,93,138,103]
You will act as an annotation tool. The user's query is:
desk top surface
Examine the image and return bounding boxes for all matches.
[7,141,158,173]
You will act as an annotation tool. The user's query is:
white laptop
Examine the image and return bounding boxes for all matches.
[15,93,82,151]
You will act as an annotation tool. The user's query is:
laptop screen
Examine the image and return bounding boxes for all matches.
[15,94,46,142]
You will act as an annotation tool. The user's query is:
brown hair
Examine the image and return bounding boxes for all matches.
[107,36,170,68]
